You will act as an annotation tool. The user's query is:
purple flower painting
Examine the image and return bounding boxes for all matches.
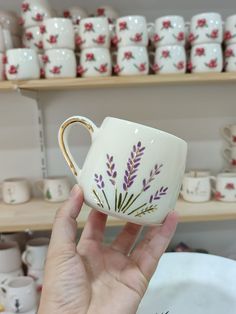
[92,141,169,218]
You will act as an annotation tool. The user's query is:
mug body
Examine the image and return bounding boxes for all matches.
[42,176,71,202]
[223,146,236,166]
[44,49,76,78]
[189,12,223,45]
[181,174,212,202]
[224,15,236,45]
[190,43,223,73]
[78,47,112,77]
[153,15,185,47]
[73,117,187,225]
[6,48,40,80]
[22,26,43,53]
[43,18,75,50]
[153,45,186,74]
[221,124,236,145]
[215,173,236,202]
[22,237,49,270]
[0,242,21,273]
[2,178,31,204]
[224,44,236,72]
[20,0,52,28]
[116,15,148,47]
[114,46,149,76]
[78,17,110,49]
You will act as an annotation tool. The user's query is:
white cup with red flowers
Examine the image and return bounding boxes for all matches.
[42,18,75,50]
[224,15,236,45]
[224,44,236,72]
[22,26,43,53]
[63,6,88,26]
[221,124,236,146]
[113,46,149,76]
[150,15,186,48]
[76,17,111,50]
[77,47,112,77]
[213,173,236,202]
[44,48,76,78]
[20,0,53,28]
[5,48,40,80]
[0,53,5,80]
[95,5,119,24]
[151,45,186,74]
[189,12,223,46]
[190,43,223,73]
[223,147,236,167]
[113,15,149,48]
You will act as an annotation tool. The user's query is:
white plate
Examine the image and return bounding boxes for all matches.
[137,252,236,314]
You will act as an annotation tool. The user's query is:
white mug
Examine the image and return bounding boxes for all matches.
[63,6,88,25]
[113,46,149,76]
[152,45,186,74]
[190,43,223,73]
[22,26,43,53]
[36,176,71,202]
[76,17,110,49]
[20,0,53,28]
[0,232,27,252]
[213,172,236,202]
[180,173,214,202]
[0,52,5,81]
[58,116,187,225]
[151,15,186,48]
[44,49,76,78]
[224,15,236,45]
[114,15,149,47]
[0,269,23,285]
[0,242,21,273]
[221,124,236,145]
[5,48,40,80]
[78,47,112,77]
[189,12,223,45]
[22,237,49,270]
[223,147,236,166]
[96,5,119,24]
[1,178,31,205]
[1,276,37,313]
[42,18,75,50]
[224,44,236,72]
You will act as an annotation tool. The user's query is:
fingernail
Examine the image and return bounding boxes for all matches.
[70,184,80,198]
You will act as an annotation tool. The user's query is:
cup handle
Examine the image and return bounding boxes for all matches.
[147,22,154,37]
[22,250,32,267]
[222,148,232,163]
[0,282,7,295]
[220,126,231,144]
[210,176,216,194]
[58,116,98,178]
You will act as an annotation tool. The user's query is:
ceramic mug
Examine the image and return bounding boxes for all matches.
[190,43,223,73]
[78,47,112,77]
[76,17,111,50]
[5,48,40,80]
[224,15,236,45]
[58,116,187,225]
[151,45,186,74]
[0,233,27,252]
[95,5,119,24]
[0,269,23,286]
[2,29,13,51]
[0,242,21,273]
[180,173,214,202]
[224,44,236,72]
[189,12,223,45]
[22,26,43,53]
[151,15,186,48]
[36,176,71,202]
[223,147,236,166]
[221,124,236,145]
[0,10,20,36]
[42,18,75,50]
[0,52,5,80]
[63,6,88,25]
[113,46,149,76]
[1,276,37,313]
[1,178,31,205]
[20,0,53,28]
[213,172,236,202]
[44,49,77,78]
[22,237,49,270]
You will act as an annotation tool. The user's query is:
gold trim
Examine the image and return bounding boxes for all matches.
[59,118,94,177]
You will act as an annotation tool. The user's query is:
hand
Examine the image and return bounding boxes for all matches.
[38,185,178,314]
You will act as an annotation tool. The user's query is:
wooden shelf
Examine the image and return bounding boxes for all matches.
[1,73,236,92]
[0,199,236,232]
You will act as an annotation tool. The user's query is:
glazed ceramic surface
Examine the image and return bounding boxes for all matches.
[221,124,236,145]
[22,238,49,270]
[224,44,236,72]
[1,178,31,204]
[59,116,187,225]
[213,172,236,202]
[137,252,236,314]
[224,15,236,45]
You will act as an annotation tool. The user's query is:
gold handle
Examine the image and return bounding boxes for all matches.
[58,116,96,177]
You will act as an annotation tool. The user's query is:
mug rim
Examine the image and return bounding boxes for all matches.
[104,117,187,145]
[217,172,236,178]
[191,12,222,19]
[155,15,184,21]
[27,237,49,247]
[43,175,68,181]
[3,177,28,183]
[0,241,19,250]
[117,15,146,21]
[7,276,33,288]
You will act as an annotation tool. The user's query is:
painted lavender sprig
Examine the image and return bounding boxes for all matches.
[129,204,158,217]
[142,164,163,191]
[149,186,168,203]
[123,141,145,191]
[106,154,117,186]
[93,174,110,210]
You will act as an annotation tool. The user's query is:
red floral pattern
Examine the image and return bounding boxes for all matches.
[152,63,163,73]
[8,65,19,75]
[63,11,71,18]
[50,65,62,74]
[77,65,88,76]
[47,35,59,44]
[175,61,185,70]
[97,8,105,16]
[232,160,236,166]
[188,32,199,43]
[40,68,45,78]
[75,35,85,46]
[130,33,143,43]
[197,18,207,28]
[206,29,219,39]
[119,21,128,31]
[2,55,7,65]
[224,31,234,41]
[114,64,123,74]
[111,35,121,46]
[214,191,223,200]
[42,55,50,64]
[21,2,30,12]
[92,35,106,45]
[35,41,44,50]
[153,33,163,43]
[123,51,134,60]
[225,48,235,58]
[187,61,196,72]
[135,63,146,72]
[86,53,95,61]
[32,13,44,22]
[95,63,108,73]
[162,20,172,29]
[18,17,25,26]
[225,182,235,189]
[162,50,170,58]
[195,47,205,56]
[84,23,94,32]
[176,31,185,41]
[25,32,33,41]
[205,58,218,68]
[40,25,46,34]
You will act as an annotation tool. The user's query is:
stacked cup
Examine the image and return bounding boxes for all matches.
[112,16,149,76]
[188,12,223,73]
[150,15,187,74]
[221,124,236,171]
[76,17,112,77]
[224,15,236,72]
[22,237,49,293]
